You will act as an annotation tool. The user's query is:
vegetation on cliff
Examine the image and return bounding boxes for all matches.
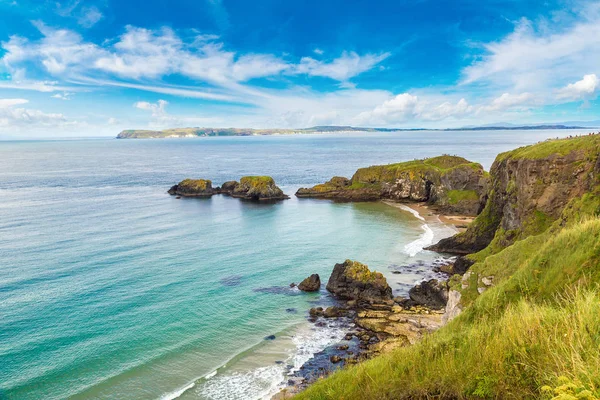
[294,135,600,400]
[168,176,289,200]
[296,155,488,216]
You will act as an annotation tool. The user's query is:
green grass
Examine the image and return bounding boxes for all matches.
[496,134,600,161]
[447,189,480,205]
[294,217,600,400]
[177,178,212,191]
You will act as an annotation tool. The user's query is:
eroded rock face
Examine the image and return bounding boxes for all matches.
[298,274,321,292]
[296,156,488,216]
[429,135,600,255]
[408,279,449,310]
[231,176,289,201]
[168,179,214,197]
[326,260,392,304]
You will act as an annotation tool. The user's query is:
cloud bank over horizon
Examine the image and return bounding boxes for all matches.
[1,0,600,137]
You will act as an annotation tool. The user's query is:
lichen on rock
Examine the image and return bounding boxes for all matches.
[326,259,393,304]
[168,179,214,197]
[231,176,289,201]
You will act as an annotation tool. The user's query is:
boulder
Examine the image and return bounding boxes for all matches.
[408,279,449,310]
[323,306,347,318]
[298,274,321,292]
[326,260,392,304]
[168,179,214,197]
[230,176,289,201]
[219,180,239,194]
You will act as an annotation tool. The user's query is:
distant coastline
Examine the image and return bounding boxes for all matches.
[116,124,591,139]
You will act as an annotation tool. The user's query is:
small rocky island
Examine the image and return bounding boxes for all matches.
[296,155,489,216]
[168,176,289,201]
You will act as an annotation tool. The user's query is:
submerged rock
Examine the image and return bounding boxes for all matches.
[230,176,289,201]
[168,179,214,197]
[326,260,392,304]
[298,274,321,292]
[408,279,449,310]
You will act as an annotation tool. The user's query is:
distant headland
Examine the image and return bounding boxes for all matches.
[116,124,590,139]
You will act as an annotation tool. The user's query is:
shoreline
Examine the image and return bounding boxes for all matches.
[271,201,467,399]
[160,199,467,400]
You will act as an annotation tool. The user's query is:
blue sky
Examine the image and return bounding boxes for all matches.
[1,0,600,137]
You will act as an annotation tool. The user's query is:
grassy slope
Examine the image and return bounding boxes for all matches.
[295,138,600,400]
[296,218,600,400]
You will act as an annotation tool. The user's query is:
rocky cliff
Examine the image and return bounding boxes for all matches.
[296,155,489,216]
[430,135,600,255]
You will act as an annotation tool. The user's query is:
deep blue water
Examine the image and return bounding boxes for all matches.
[0,130,585,399]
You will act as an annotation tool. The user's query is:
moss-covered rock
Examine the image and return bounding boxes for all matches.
[169,176,288,201]
[230,176,289,201]
[168,179,214,197]
[326,260,392,304]
[430,134,600,255]
[296,155,488,215]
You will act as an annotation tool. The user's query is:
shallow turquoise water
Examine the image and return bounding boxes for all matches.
[0,130,585,399]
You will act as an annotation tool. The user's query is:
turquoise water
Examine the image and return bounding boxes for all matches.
[0,130,586,399]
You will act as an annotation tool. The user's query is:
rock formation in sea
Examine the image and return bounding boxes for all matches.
[326,259,393,304]
[298,274,321,291]
[168,176,289,201]
[167,179,214,197]
[296,155,489,216]
[229,176,290,201]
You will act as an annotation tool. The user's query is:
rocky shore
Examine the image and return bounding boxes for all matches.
[168,176,289,201]
[274,258,453,399]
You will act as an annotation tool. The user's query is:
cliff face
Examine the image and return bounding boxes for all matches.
[296,155,489,216]
[430,135,600,255]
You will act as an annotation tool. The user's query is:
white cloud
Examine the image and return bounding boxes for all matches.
[2,23,386,88]
[354,94,473,125]
[0,98,75,132]
[462,6,600,93]
[557,74,600,101]
[0,98,29,108]
[51,92,73,100]
[296,51,390,81]
[313,48,324,55]
[78,6,103,28]
[480,92,535,112]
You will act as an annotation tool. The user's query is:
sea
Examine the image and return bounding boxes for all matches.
[0,129,588,400]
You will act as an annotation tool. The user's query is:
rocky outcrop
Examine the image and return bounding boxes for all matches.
[296,155,488,216]
[217,180,239,195]
[169,176,289,201]
[298,274,321,292]
[408,279,449,310]
[429,135,600,255]
[326,260,393,304]
[168,179,214,197]
[230,176,289,201]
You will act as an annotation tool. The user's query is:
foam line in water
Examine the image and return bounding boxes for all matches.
[403,223,435,257]
[397,204,425,221]
[159,381,195,400]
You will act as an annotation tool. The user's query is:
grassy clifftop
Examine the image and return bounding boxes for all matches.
[295,135,600,400]
[296,155,488,215]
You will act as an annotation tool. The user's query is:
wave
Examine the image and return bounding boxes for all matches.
[159,321,348,400]
[159,381,196,400]
[396,205,434,257]
[403,223,434,257]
